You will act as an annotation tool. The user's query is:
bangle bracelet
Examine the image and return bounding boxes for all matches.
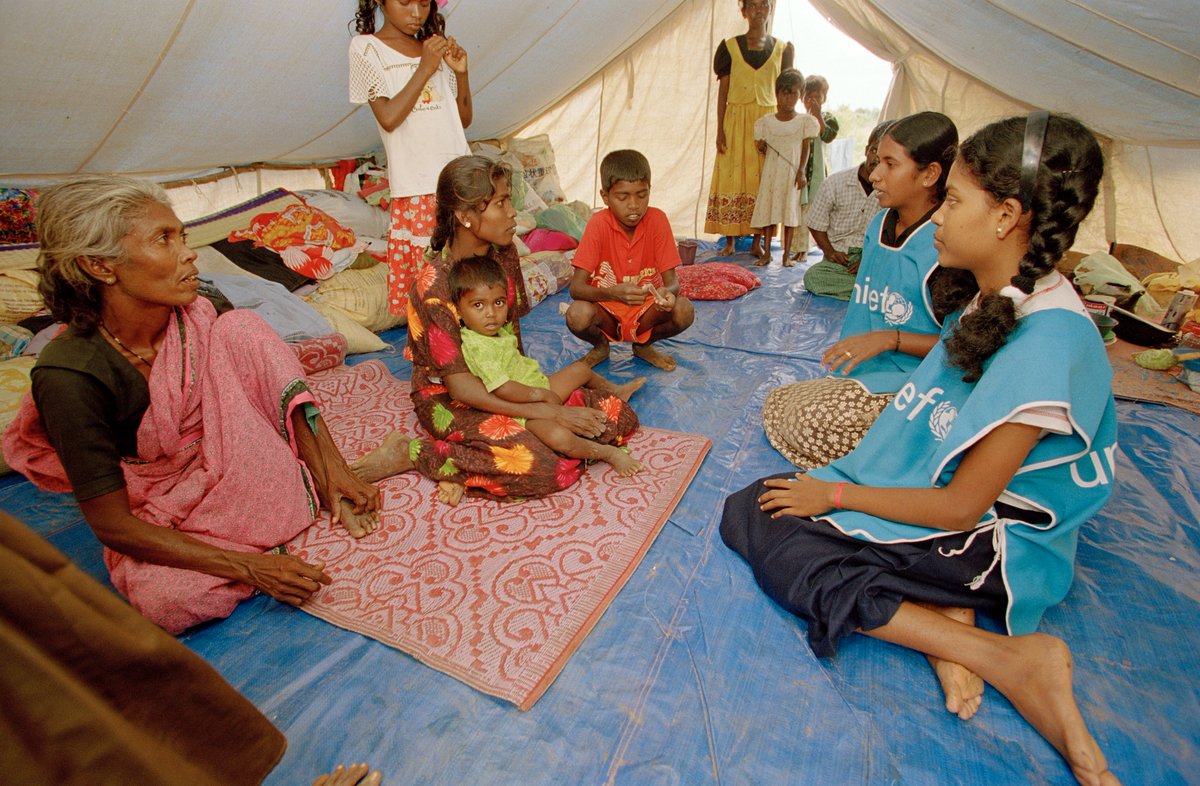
[833,481,848,509]
[894,330,901,351]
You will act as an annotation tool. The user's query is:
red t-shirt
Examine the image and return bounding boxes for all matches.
[572,207,681,289]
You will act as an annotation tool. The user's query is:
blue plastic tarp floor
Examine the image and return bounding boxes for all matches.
[4,248,1198,785]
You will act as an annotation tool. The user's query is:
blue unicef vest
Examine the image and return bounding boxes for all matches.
[810,306,1118,634]
[839,210,942,394]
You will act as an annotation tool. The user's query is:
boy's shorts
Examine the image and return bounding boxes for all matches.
[597,299,655,344]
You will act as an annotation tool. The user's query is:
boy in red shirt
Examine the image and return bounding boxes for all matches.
[566,149,695,371]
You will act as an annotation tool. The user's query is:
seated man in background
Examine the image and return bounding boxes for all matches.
[802,120,892,300]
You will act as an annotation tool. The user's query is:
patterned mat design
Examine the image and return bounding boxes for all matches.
[292,361,710,709]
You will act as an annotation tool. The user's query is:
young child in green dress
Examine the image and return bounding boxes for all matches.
[450,255,646,477]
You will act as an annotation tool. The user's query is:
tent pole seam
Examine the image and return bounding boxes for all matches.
[74,0,197,174]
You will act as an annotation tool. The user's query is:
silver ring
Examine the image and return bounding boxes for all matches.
[844,351,853,359]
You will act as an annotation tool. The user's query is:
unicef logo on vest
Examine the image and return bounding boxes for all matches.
[929,400,957,442]
[882,290,914,326]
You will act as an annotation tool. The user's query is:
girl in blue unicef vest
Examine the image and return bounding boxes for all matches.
[723,113,1118,786]
[762,112,976,470]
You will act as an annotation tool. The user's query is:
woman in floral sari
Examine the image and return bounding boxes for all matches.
[353,155,638,504]
[3,175,379,633]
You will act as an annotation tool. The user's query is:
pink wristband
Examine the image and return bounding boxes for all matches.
[833,481,848,510]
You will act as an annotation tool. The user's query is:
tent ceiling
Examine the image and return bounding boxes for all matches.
[0,0,685,183]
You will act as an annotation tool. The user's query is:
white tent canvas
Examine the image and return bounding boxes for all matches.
[1,0,1197,260]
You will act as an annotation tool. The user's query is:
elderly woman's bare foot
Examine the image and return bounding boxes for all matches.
[351,432,414,483]
[437,480,465,506]
[581,342,610,367]
[632,343,676,371]
[337,498,379,538]
[992,634,1118,786]
[925,606,984,719]
[312,762,382,786]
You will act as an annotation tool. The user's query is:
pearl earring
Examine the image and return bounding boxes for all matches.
[464,221,471,228]
[996,227,1004,236]
[106,277,116,284]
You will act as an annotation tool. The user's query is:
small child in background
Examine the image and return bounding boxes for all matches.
[451,255,646,477]
[750,68,819,267]
[792,74,840,261]
[566,150,695,372]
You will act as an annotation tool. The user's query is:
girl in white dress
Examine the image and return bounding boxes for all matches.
[750,69,819,266]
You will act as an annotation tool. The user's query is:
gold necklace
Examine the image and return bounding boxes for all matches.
[100,323,154,368]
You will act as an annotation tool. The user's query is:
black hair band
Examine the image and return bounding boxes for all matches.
[1019,110,1051,210]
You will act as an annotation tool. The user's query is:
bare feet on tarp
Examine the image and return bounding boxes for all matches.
[720,239,736,256]
[991,634,1119,786]
[754,252,771,267]
[437,480,465,506]
[781,257,795,268]
[924,606,984,720]
[581,342,610,367]
[312,762,382,786]
[337,498,379,538]
[632,342,676,371]
[351,432,414,483]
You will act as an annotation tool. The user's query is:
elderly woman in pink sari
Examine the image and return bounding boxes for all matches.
[3,175,380,634]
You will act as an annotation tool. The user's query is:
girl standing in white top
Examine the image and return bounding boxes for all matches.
[350,0,472,317]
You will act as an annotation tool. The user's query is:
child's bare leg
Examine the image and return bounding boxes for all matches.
[527,419,643,477]
[782,226,796,267]
[865,602,1117,786]
[631,296,696,372]
[547,362,646,402]
[564,300,613,366]
[351,432,415,483]
[750,232,764,258]
[755,227,772,265]
[916,604,984,719]
[436,480,465,506]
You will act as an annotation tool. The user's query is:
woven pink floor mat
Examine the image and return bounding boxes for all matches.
[291,360,710,709]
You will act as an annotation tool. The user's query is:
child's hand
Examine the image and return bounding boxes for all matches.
[648,286,675,312]
[610,282,650,306]
[716,128,727,155]
[794,172,808,190]
[755,140,767,155]
[419,35,451,75]
[444,36,468,73]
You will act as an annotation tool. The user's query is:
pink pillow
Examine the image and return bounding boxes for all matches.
[677,263,762,301]
[522,228,578,253]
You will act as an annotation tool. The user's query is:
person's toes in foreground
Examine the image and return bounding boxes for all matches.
[351,432,414,483]
[312,763,383,786]
[929,656,984,720]
[437,480,466,506]
[632,343,676,371]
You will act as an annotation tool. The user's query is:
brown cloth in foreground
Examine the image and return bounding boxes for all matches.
[0,511,286,786]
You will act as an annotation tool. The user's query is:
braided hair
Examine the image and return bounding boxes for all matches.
[351,0,445,39]
[943,113,1103,382]
[429,155,513,254]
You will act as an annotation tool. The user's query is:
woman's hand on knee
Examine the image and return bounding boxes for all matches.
[241,553,332,605]
[758,474,835,519]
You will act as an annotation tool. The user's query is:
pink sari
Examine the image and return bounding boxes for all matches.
[4,299,318,633]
